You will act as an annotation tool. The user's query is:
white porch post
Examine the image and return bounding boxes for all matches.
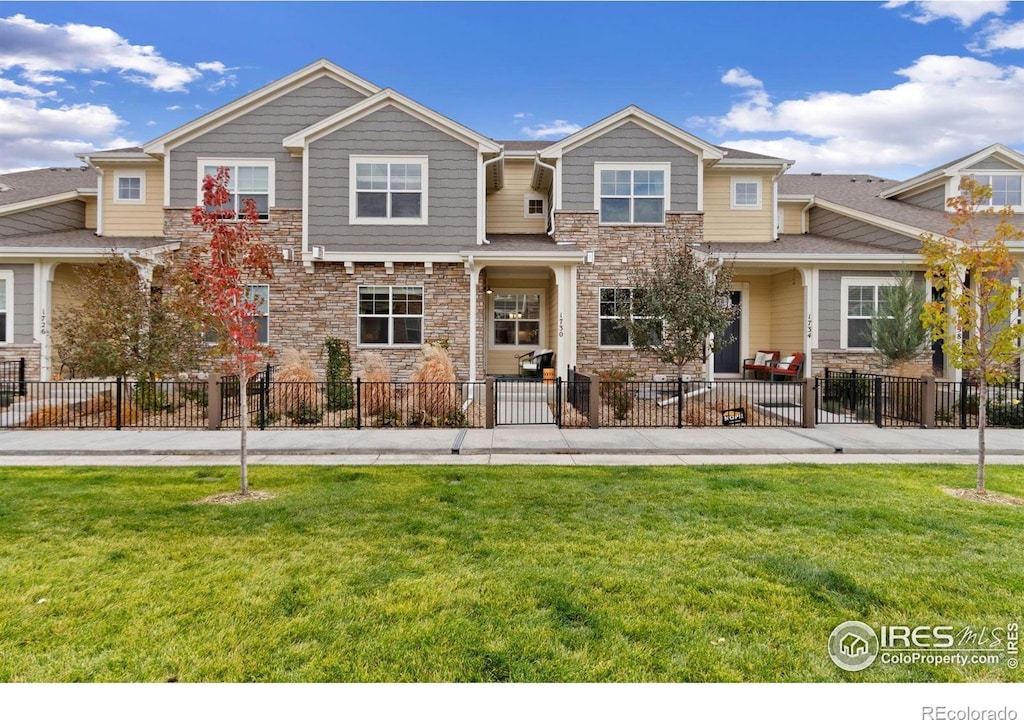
[469,263,481,381]
[553,265,576,379]
[34,261,58,381]
[799,267,818,376]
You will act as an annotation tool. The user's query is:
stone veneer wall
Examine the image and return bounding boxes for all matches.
[0,345,40,381]
[811,349,935,378]
[555,210,706,378]
[165,208,472,380]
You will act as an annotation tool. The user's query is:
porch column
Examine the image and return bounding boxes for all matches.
[798,267,818,377]
[553,265,576,379]
[33,261,58,381]
[468,264,481,381]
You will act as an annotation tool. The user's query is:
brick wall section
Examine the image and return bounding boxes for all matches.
[0,345,40,381]
[164,208,472,380]
[555,210,707,378]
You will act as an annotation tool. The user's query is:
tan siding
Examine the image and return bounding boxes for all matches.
[738,275,773,354]
[83,197,97,230]
[486,159,547,234]
[779,201,804,234]
[703,170,774,243]
[770,269,805,355]
[102,164,164,237]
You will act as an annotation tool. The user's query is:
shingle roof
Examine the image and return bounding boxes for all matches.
[499,141,554,151]
[0,229,170,251]
[716,146,786,161]
[715,234,912,256]
[482,234,565,251]
[0,167,97,207]
[780,173,1024,235]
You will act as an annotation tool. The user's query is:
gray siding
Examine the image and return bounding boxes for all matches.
[818,269,924,349]
[809,208,920,252]
[0,201,85,238]
[560,122,699,212]
[902,185,945,211]
[0,263,34,343]
[169,76,369,207]
[965,157,1016,171]
[307,106,478,252]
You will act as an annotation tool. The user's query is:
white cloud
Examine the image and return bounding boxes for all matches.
[512,112,532,120]
[0,96,136,172]
[0,77,56,98]
[166,104,182,111]
[520,119,582,139]
[884,1,1008,27]
[0,13,205,92]
[196,61,235,74]
[970,19,1024,52]
[698,57,1024,176]
[721,68,764,89]
[208,74,237,92]
[146,120,157,126]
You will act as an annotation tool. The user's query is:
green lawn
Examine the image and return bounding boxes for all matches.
[0,464,1021,682]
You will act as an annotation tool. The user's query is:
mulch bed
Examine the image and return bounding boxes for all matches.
[194,490,277,505]
[943,487,1024,506]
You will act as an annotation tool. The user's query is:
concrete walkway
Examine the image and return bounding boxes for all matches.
[0,425,1020,465]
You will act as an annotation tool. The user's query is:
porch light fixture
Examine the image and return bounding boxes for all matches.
[585,250,595,264]
[485,286,493,295]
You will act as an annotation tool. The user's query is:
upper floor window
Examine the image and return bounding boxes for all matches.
[350,156,428,225]
[524,193,546,219]
[115,174,144,204]
[358,286,423,345]
[595,163,669,225]
[197,159,274,221]
[0,271,12,343]
[731,177,762,210]
[967,174,1022,207]
[841,277,897,349]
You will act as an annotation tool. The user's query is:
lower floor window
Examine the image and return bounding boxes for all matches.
[0,274,10,343]
[599,287,662,347]
[204,284,269,344]
[493,293,540,345]
[359,286,423,345]
[844,279,896,349]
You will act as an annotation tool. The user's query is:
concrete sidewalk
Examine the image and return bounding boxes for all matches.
[0,426,1020,465]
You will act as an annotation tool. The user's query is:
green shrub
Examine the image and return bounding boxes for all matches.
[988,400,1024,427]
[600,369,635,421]
[0,390,13,408]
[134,382,173,412]
[287,402,324,426]
[324,338,354,411]
[181,385,209,408]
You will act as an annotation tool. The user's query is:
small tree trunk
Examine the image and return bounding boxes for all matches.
[977,374,986,493]
[239,368,249,496]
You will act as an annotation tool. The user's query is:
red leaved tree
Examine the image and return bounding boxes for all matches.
[176,167,276,495]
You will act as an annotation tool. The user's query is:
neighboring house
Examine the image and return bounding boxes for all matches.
[2,59,1022,382]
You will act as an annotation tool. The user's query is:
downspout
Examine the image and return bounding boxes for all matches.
[771,163,791,240]
[94,164,104,236]
[800,198,814,234]
[535,156,558,237]
[479,152,504,245]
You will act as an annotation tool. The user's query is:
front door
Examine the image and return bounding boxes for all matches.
[714,291,742,374]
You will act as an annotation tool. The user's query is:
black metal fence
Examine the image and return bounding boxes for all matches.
[935,378,1024,429]
[817,369,922,427]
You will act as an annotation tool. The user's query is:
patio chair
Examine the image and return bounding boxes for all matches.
[767,352,805,381]
[516,349,554,378]
[742,350,780,379]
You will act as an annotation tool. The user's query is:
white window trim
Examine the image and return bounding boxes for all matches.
[598,286,662,349]
[0,270,13,344]
[195,158,276,220]
[523,192,547,219]
[349,155,429,226]
[593,162,671,226]
[488,289,545,349]
[357,285,425,347]
[113,173,145,204]
[203,284,270,345]
[960,171,1024,211]
[840,276,899,350]
[731,176,762,210]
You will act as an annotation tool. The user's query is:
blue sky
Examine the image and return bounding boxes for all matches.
[3,1,1024,176]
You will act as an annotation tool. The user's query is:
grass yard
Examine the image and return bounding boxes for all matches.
[0,464,1021,682]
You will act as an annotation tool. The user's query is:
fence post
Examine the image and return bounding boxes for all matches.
[355,378,362,430]
[676,376,684,429]
[259,368,268,430]
[848,369,858,411]
[115,376,123,431]
[874,375,883,427]
[920,374,936,429]
[802,379,816,428]
[485,377,495,429]
[18,357,26,396]
[589,376,601,429]
[207,372,222,431]
[959,376,969,429]
[556,379,563,428]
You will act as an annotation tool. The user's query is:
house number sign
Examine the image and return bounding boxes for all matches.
[807,313,813,339]
[558,312,564,338]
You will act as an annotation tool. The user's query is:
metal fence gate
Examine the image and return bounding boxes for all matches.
[494,378,560,425]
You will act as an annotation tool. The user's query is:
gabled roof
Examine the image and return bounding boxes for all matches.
[0,229,174,255]
[538,106,725,162]
[78,147,157,164]
[880,143,1024,199]
[0,166,96,211]
[282,88,501,154]
[143,59,381,155]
